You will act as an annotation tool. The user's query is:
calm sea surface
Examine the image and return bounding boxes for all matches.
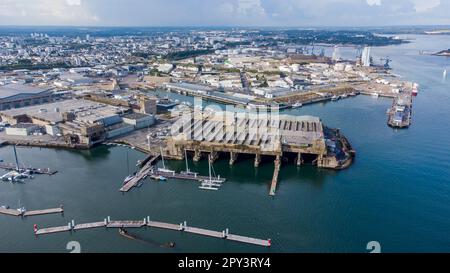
[1,34,449,253]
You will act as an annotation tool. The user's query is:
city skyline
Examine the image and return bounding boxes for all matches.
[0,0,448,27]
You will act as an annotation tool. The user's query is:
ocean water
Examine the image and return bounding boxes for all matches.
[0,34,449,253]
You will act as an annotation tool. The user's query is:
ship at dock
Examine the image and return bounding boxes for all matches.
[388,94,412,128]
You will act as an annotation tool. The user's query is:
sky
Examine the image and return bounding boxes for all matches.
[0,0,449,27]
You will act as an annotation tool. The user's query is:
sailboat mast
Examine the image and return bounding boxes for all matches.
[184,149,189,172]
[160,147,166,169]
[208,154,212,180]
[126,149,130,174]
[13,145,19,171]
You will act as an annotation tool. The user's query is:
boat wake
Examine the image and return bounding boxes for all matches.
[118,228,176,249]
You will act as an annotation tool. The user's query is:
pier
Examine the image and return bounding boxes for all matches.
[34,217,271,247]
[23,207,64,217]
[73,221,106,231]
[119,155,160,192]
[153,170,225,183]
[388,93,413,128]
[0,146,57,175]
[0,207,22,216]
[0,205,64,217]
[269,156,281,196]
[35,225,71,235]
[119,153,226,192]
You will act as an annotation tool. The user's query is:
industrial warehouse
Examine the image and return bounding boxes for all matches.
[0,98,155,147]
[0,84,60,110]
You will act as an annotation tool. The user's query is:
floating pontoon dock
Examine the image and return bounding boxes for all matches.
[34,217,271,247]
[0,206,64,217]
[119,154,226,193]
[119,155,160,192]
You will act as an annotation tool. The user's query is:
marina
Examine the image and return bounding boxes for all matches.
[0,145,57,183]
[0,27,449,253]
[120,149,226,193]
[34,217,271,247]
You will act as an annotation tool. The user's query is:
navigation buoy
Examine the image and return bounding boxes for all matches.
[33,224,38,233]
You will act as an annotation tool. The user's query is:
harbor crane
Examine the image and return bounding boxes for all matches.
[380,57,392,69]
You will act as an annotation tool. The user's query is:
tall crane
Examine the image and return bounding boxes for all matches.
[380,57,392,69]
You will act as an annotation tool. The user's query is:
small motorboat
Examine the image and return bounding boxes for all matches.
[123,174,135,185]
[150,175,167,181]
[292,102,303,108]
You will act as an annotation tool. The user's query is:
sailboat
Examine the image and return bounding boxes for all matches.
[1,146,31,183]
[157,147,175,175]
[199,154,224,191]
[123,150,135,185]
[17,199,26,214]
[180,149,198,177]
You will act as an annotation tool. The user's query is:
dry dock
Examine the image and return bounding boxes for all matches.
[34,217,271,247]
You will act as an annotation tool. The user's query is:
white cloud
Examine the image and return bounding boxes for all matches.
[0,0,98,25]
[0,0,448,27]
[366,0,381,6]
[66,0,82,6]
[236,0,265,16]
[219,2,235,14]
[412,0,440,12]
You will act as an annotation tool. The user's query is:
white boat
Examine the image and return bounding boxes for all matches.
[123,150,136,185]
[444,69,447,79]
[123,174,135,185]
[150,175,167,181]
[17,200,26,214]
[199,185,219,191]
[199,154,224,190]
[371,93,379,98]
[412,83,419,96]
[17,207,26,214]
[331,95,339,101]
[292,102,303,108]
[158,147,175,174]
[180,149,198,177]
